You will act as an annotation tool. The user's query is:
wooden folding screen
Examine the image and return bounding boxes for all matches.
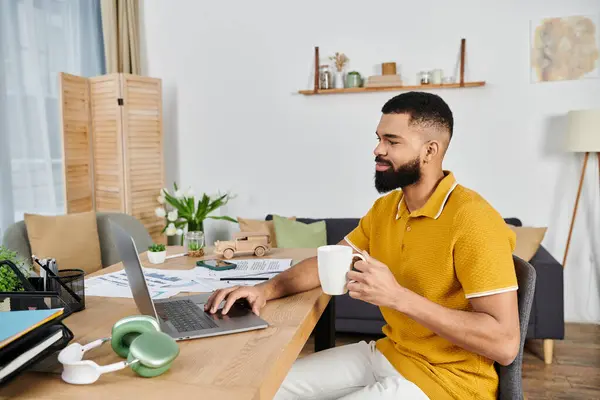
[59,72,165,241]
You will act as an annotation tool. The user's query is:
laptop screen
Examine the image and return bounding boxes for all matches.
[109,221,159,320]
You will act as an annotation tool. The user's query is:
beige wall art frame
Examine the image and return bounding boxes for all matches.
[530,14,600,83]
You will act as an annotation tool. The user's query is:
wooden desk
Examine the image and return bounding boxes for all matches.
[0,247,331,400]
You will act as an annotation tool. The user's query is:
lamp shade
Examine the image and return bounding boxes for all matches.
[565,109,600,152]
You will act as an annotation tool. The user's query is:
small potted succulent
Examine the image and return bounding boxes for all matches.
[147,243,167,264]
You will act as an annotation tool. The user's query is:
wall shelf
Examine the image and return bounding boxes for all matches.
[298,81,486,95]
[303,39,485,96]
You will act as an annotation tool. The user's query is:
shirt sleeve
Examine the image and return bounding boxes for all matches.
[453,202,519,299]
[344,203,377,253]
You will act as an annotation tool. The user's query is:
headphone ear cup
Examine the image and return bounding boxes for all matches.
[127,331,179,378]
[111,316,161,358]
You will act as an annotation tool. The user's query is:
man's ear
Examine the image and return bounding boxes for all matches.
[423,140,439,163]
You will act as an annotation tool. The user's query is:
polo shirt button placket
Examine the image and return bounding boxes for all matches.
[406,225,411,232]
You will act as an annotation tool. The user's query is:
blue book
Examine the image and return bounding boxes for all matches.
[0,308,64,349]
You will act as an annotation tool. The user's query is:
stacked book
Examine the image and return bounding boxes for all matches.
[0,307,72,384]
[364,74,403,88]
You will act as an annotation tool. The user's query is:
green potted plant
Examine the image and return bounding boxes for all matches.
[147,243,167,264]
[0,246,33,311]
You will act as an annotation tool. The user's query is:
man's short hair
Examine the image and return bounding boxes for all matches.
[381,92,453,139]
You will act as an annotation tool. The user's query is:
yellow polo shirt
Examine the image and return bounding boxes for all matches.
[345,171,518,400]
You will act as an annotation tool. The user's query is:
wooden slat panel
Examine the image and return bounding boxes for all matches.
[90,75,125,213]
[121,75,164,240]
[59,72,94,214]
[95,190,123,212]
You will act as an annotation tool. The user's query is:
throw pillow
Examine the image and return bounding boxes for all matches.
[507,225,547,261]
[24,211,103,275]
[272,215,327,249]
[237,216,296,248]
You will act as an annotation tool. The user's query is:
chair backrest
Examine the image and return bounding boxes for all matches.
[1,212,153,270]
[496,255,536,400]
[1,220,32,264]
[95,212,153,267]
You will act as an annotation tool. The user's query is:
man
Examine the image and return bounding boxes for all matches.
[205,92,520,399]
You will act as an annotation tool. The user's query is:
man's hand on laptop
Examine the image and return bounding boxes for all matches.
[204,286,267,316]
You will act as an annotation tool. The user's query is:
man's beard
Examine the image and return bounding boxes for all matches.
[374,156,422,193]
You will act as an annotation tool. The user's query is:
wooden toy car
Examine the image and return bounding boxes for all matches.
[214,232,272,259]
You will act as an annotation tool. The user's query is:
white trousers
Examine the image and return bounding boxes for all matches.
[274,340,430,400]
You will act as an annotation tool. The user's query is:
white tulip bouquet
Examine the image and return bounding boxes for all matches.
[155,183,237,240]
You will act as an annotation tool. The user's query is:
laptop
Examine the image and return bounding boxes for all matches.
[109,221,269,341]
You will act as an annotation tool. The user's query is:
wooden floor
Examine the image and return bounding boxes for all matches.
[299,323,600,399]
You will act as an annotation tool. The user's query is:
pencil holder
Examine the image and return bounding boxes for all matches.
[48,269,85,312]
[0,260,84,313]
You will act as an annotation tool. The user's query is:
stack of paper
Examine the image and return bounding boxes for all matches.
[84,259,294,298]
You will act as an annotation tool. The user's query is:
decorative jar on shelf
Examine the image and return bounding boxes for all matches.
[184,231,205,257]
[334,70,345,89]
[346,71,362,88]
[319,65,332,89]
[419,71,431,85]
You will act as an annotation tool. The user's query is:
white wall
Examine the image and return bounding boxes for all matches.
[141,0,600,323]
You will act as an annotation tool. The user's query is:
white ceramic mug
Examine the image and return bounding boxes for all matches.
[317,245,366,295]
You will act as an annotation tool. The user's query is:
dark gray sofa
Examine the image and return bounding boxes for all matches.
[266,215,564,360]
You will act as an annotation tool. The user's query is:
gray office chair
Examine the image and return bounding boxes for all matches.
[2,212,153,269]
[496,255,536,400]
[95,212,153,267]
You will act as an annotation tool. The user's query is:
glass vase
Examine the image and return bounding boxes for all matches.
[184,231,205,257]
[334,71,345,89]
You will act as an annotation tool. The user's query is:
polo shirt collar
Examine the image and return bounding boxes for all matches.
[396,171,458,220]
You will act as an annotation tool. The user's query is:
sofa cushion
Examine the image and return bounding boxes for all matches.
[237,216,295,248]
[272,215,327,248]
[508,226,547,262]
[24,211,102,275]
[265,215,359,245]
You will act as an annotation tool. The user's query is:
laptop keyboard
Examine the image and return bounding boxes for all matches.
[155,299,218,333]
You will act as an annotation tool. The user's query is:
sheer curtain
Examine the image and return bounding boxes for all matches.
[0,0,105,237]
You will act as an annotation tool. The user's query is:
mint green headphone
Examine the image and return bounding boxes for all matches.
[58,315,180,384]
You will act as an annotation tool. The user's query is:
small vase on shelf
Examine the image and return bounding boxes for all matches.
[334,71,345,89]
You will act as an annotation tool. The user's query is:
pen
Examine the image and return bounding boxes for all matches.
[165,253,187,260]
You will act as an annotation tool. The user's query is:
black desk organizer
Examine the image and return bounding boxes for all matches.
[0,260,77,386]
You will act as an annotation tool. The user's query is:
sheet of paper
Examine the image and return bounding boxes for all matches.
[192,259,292,280]
[83,261,284,298]
[88,270,170,289]
[85,281,180,299]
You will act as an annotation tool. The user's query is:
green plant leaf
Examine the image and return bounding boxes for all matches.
[195,194,210,221]
[206,193,229,215]
[206,215,238,223]
[148,243,166,252]
[187,196,195,218]
[164,191,192,218]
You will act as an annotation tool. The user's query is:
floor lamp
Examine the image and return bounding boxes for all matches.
[563,108,600,268]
